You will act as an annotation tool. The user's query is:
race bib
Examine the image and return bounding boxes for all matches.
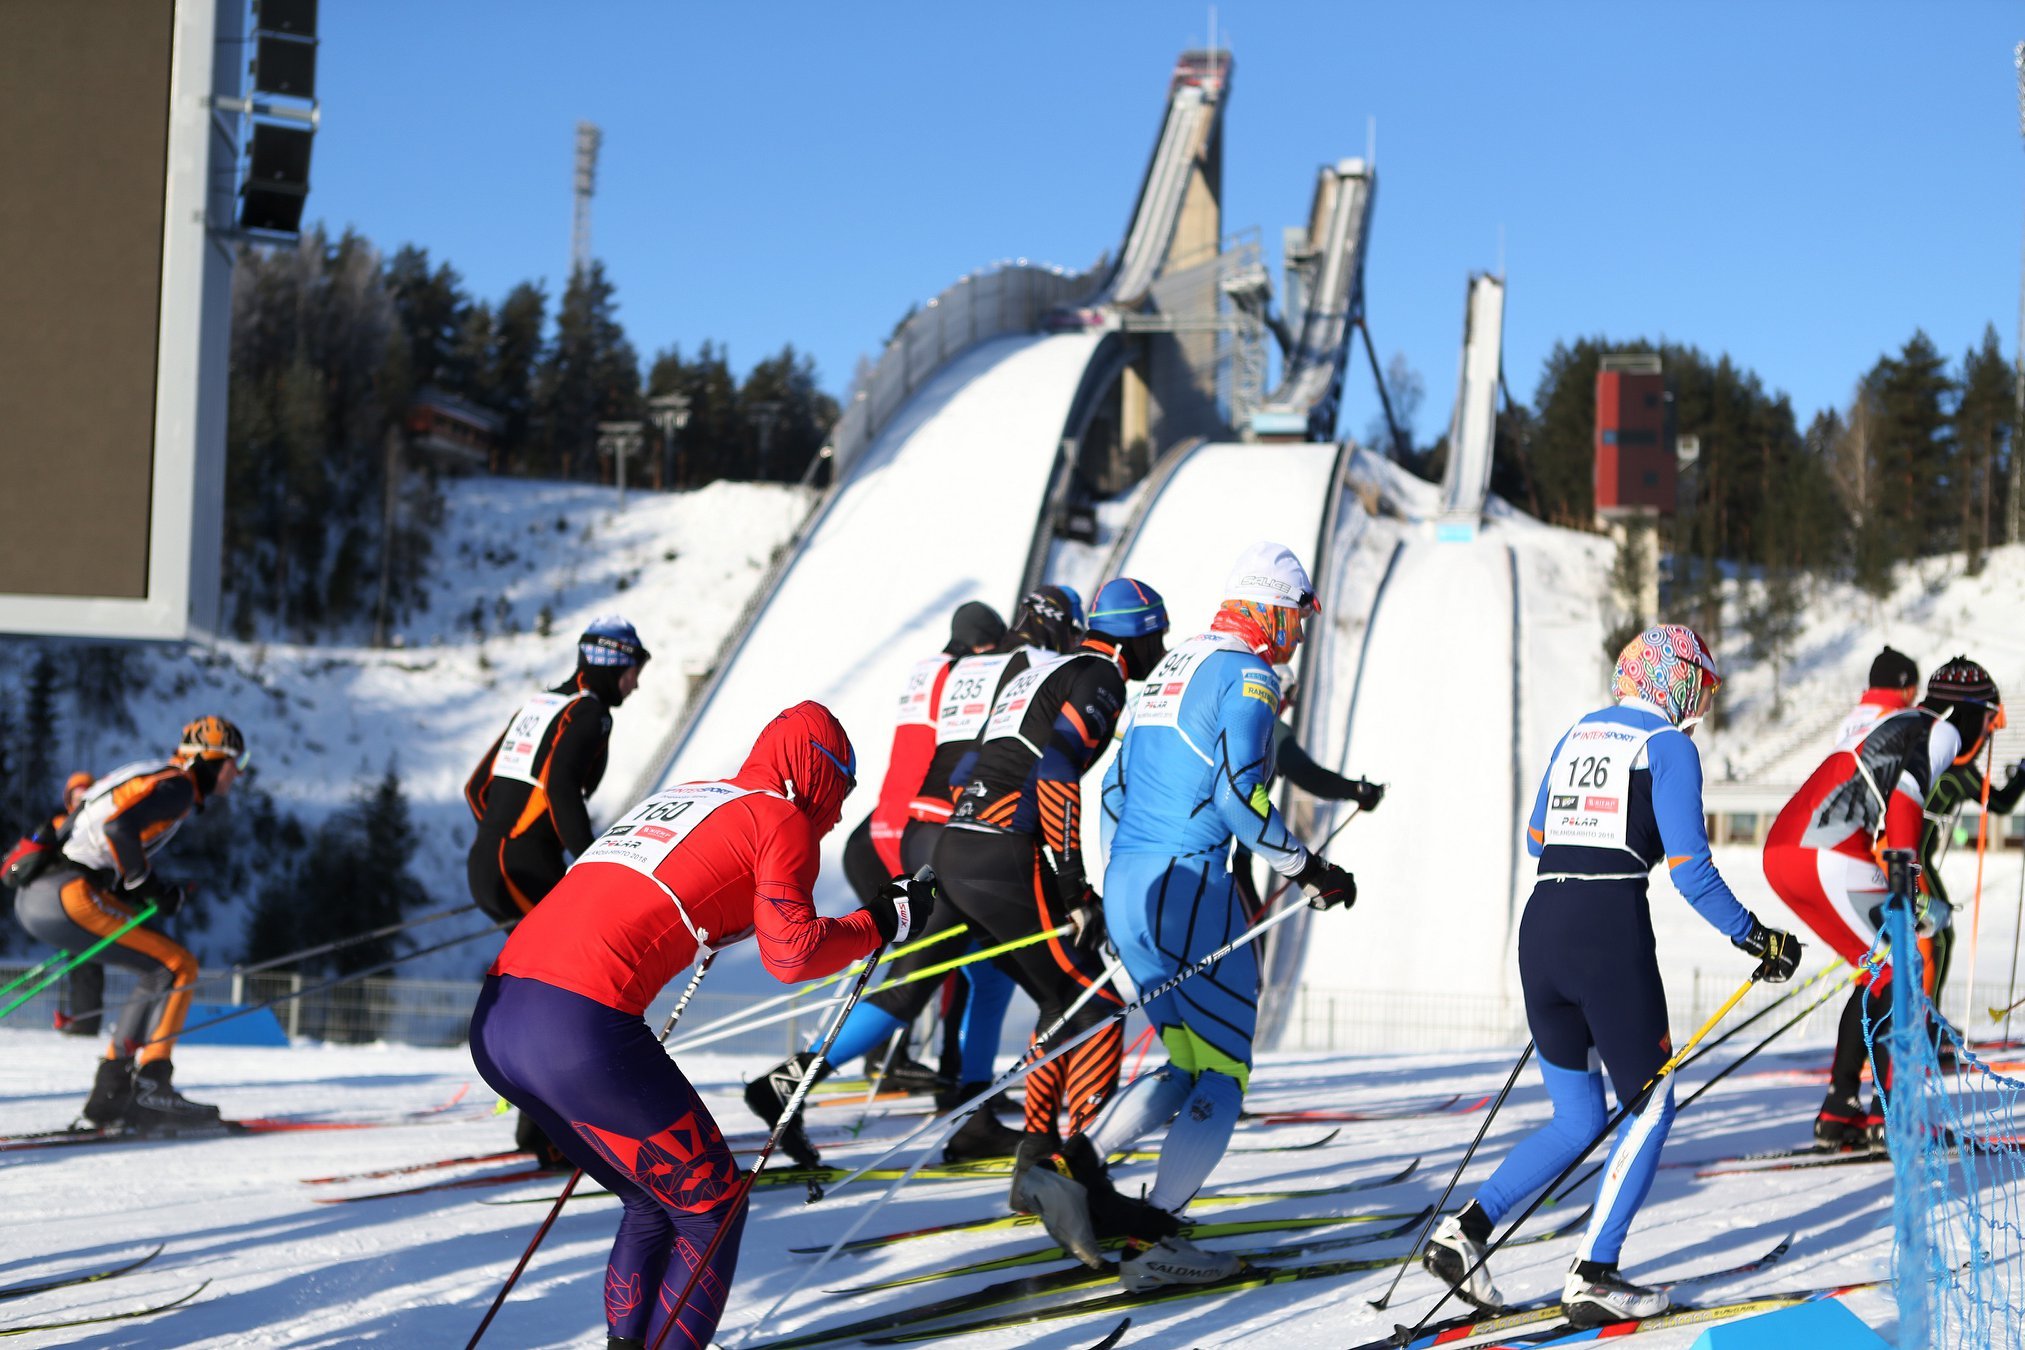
[894,655,951,730]
[937,652,1022,743]
[1540,720,1659,854]
[575,782,758,880]
[1129,634,1248,731]
[489,693,585,786]
[982,654,1067,743]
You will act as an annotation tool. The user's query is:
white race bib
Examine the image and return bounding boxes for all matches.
[575,782,772,949]
[894,655,951,730]
[937,652,1022,743]
[490,693,587,786]
[982,654,1068,743]
[1539,720,1660,855]
[1128,634,1248,731]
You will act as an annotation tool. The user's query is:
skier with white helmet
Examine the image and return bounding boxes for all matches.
[1421,624,1801,1325]
[1019,542,1358,1291]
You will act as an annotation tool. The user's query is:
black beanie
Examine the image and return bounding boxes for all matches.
[1869,646,1918,692]
[947,601,1007,656]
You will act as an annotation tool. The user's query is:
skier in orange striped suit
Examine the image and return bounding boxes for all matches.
[13,717,247,1128]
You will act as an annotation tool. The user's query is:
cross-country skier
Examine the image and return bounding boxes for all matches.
[13,718,249,1128]
[3,771,104,1035]
[835,599,1005,1092]
[464,615,648,926]
[1763,655,2003,1148]
[1422,626,1800,1325]
[746,588,1085,1165]
[931,578,1169,1204]
[1022,543,1360,1290]
[470,701,937,1350]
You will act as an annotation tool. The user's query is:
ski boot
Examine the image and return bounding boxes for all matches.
[128,1060,221,1130]
[1814,1091,1868,1151]
[1006,1129,1061,1214]
[743,1053,829,1168]
[1865,1108,1889,1155]
[607,1337,646,1350]
[82,1056,136,1127]
[1117,1234,1243,1292]
[939,1082,1024,1163]
[516,1112,572,1171]
[1422,1203,1503,1311]
[1059,1133,1179,1242]
[1009,1161,1107,1267]
[1561,1260,1669,1327]
[877,1053,945,1096]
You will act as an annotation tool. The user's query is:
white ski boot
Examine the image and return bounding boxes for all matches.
[1117,1234,1243,1292]
[1561,1262,1669,1326]
[1421,1211,1503,1311]
[1009,1164,1107,1268]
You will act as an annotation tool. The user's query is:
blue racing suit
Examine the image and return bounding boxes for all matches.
[1474,698,1752,1266]
[1086,632,1315,1211]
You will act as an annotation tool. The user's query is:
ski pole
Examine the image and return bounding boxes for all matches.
[0,905,157,1020]
[1963,735,1996,1030]
[659,921,970,1050]
[646,924,896,1350]
[2002,842,2025,1042]
[1392,967,1764,1344]
[60,902,482,1030]
[665,924,1066,1055]
[1548,962,1857,1204]
[467,951,719,1350]
[0,950,69,1000]
[1368,1040,1534,1311]
[132,919,511,1051]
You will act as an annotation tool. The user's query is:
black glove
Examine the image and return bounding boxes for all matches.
[864,866,938,945]
[137,877,187,919]
[1293,854,1357,911]
[1067,890,1107,952]
[1733,917,1801,982]
[1348,779,1385,812]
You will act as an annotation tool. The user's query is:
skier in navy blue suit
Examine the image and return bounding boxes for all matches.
[1421,624,1801,1326]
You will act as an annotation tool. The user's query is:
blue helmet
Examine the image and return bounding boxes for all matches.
[1088,578,1168,639]
[579,615,650,668]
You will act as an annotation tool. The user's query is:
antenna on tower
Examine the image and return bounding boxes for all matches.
[572,120,602,278]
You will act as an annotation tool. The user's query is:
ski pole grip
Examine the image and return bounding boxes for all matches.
[1883,847,1919,905]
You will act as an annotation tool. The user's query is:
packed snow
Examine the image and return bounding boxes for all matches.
[0,1025,1900,1347]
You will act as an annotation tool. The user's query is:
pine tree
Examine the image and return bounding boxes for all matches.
[1953,325,2013,575]
[18,653,61,825]
[1867,331,1956,576]
[533,262,642,480]
[385,245,469,392]
[491,282,547,469]
[739,345,841,482]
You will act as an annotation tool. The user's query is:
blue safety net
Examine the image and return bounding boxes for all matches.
[1872,887,2025,1349]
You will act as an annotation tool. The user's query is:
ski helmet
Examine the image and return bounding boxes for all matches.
[578,615,650,668]
[1612,625,1721,728]
[1868,646,1918,693]
[1088,578,1169,639]
[1008,585,1085,653]
[947,601,1007,655]
[176,715,248,767]
[1923,656,2004,759]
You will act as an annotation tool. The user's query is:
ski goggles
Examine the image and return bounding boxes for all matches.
[811,739,858,792]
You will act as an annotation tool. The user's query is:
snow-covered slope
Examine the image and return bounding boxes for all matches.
[0,477,809,975]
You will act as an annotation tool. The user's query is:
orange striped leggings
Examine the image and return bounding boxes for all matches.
[15,868,196,1065]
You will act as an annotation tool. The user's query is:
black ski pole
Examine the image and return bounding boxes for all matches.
[1368,1040,1533,1310]
[60,902,481,1030]
[1390,968,1764,1344]
[1546,961,1851,1205]
[466,951,718,1350]
[645,919,897,1350]
[131,919,512,1052]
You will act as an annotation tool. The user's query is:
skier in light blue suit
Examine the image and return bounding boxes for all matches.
[1037,545,1359,1275]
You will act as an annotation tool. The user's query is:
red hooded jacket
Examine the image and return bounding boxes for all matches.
[490,701,881,1015]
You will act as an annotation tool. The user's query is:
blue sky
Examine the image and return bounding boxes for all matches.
[310,2,2023,440]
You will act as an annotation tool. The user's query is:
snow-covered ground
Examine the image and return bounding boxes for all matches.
[0,1025,1898,1348]
[0,476,811,978]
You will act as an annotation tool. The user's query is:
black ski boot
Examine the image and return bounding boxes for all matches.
[875,1051,945,1096]
[129,1060,221,1130]
[940,1082,1024,1163]
[1060,1133,1179,1242]
[1814,1090,1867,1151]
[82,1056,135,1127]
[607,1337,646,1349]
[516,1111,572,1171]
[1006,1129,1061,1214]
[743,1052,829,1168]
